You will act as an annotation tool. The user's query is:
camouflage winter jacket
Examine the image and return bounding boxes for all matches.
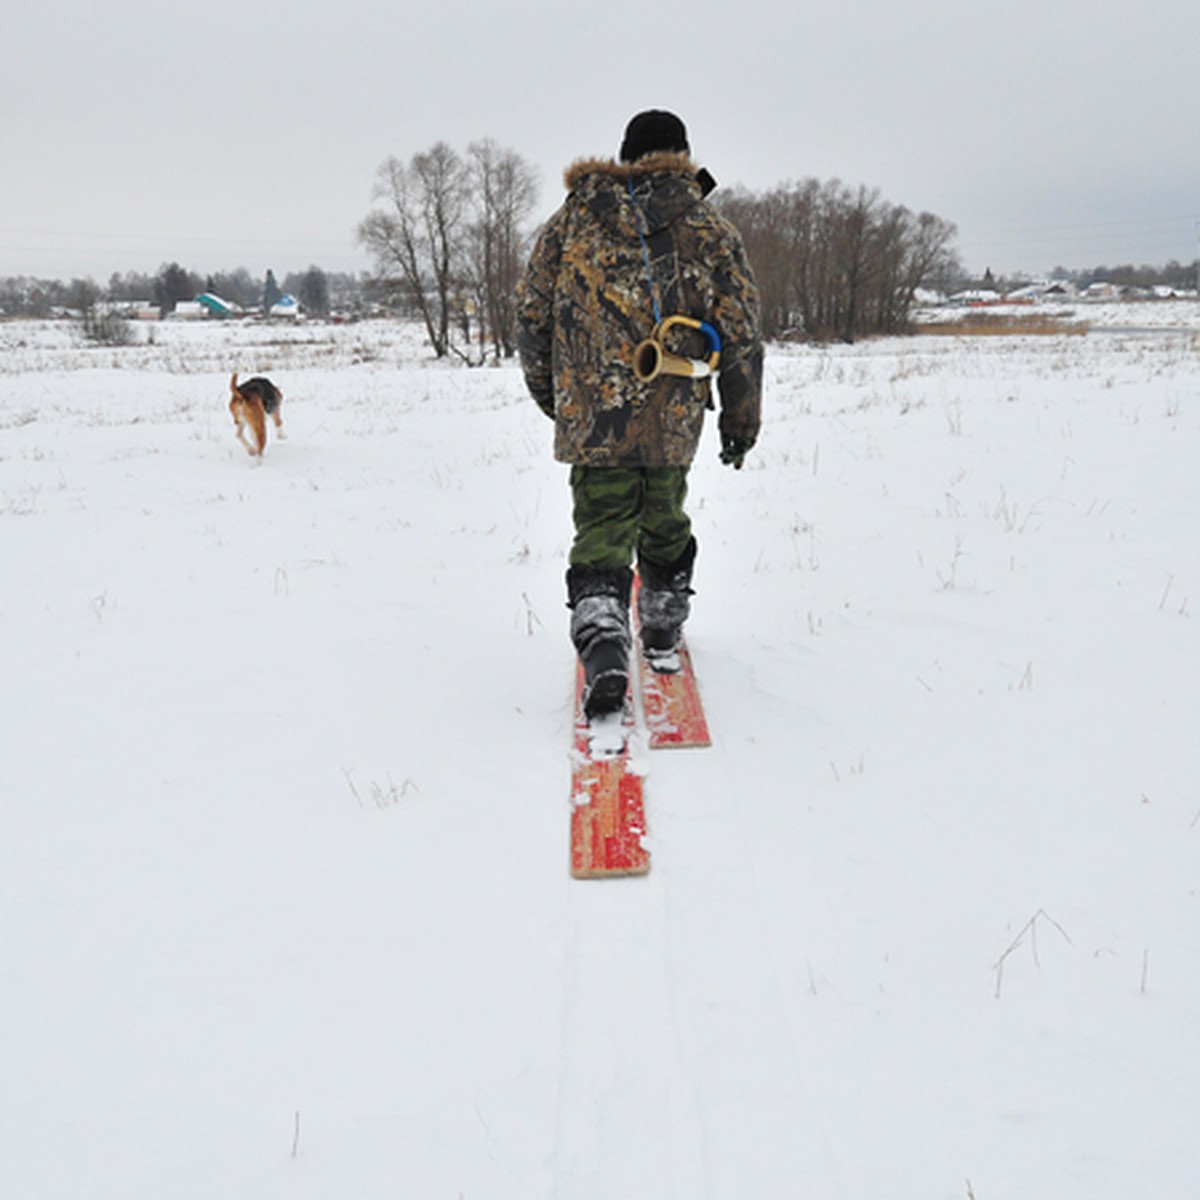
[516,152,762,467]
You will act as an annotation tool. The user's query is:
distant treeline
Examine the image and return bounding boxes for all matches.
[1037,260,1198,292]
[0,265,367,320]
[11,138,1195,348]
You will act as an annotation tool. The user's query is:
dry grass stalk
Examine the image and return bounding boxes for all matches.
[919,312,1089,337]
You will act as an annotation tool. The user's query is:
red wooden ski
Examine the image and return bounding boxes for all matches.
[569,661,649,878]
[636,636,712,749]
[631,574,711,750]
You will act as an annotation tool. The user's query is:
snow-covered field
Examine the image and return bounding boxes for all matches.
[916,297,1200,332]
[2,310,1198,1198]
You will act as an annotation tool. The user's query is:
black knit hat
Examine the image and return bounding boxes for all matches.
[619,110,689,163]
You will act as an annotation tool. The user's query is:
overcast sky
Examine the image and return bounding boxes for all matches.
[3,0,1198,283]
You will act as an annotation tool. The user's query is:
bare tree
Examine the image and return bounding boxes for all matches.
[464,139,539,360]
[359,142,470,357]
[65,277,100,313]
[895,209,959,314]
[297,265,330,317]
[153,262,201,317]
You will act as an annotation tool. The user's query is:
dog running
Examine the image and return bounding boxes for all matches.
[229,372,285,460]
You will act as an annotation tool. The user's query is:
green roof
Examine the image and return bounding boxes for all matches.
[195,293,237,315]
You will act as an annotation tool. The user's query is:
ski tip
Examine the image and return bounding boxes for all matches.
[572,861,650,880]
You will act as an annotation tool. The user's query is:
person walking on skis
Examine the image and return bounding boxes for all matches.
[516,109,763,717]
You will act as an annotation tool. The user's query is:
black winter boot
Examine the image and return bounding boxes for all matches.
[567,565,633,718]
[637,537,697,672]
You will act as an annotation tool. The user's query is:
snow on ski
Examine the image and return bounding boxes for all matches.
[631,572,711,750]
[635,635,711,750]
[569,660,650,879]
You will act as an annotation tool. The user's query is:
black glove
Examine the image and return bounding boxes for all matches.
[720,434,753,469]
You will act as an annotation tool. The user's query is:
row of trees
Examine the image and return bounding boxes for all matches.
[0,265,359,320]
[1045,260,1197,291]
[716,180,960,342]
[131,263,350,317]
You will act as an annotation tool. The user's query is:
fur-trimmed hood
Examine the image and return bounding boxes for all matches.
[562,150,699,191]
[562,152,707,239]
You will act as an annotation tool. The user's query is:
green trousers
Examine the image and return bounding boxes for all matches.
[569,466,693,570]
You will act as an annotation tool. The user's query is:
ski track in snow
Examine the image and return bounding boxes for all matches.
[1,311,1198,1198]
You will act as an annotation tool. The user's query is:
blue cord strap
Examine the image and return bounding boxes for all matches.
[627,177,663,325]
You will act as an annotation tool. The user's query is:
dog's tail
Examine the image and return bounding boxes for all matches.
[230,371,240,394]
